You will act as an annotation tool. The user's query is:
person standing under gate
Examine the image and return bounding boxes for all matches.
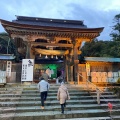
[37,77,50,109]
[57,81,70,114]
[40,70,49,82]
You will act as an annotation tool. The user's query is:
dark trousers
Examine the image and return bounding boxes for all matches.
[61,102,66,113]
[40,91,47,107]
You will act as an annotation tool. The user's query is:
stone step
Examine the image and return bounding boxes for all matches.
[0,88,22,91]
[1,103,120,114]
[0,99,98,107]
[109,109,120,115]
[111,115,120,120]
[1,92,116,98]
[21,91,89,94]
[0,100,120,108]
[22,91,89,94]
[0,95,118,102]
[0,83,120,119]
[0,93,90,97]
[53,115,120,120]
[0,93,89,97]
[90,92,114,95]
[24,87,84,89]
[53,117,111,120]
[99,99,120,104]
[0,109,110,120]
[92,95,118,99]
[6,85,65,89]
[0,94,21,97]
[0,96,94,101]
[21,90,87,93]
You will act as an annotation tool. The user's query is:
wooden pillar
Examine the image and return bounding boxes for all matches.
[66,55,69,83]
[70,65,73,81]
[64,54,73,83]
[72,38,79,84]
[63,56,67,82]
[26,42,31,59]
[67,54,72,82]
[68,64,71,81]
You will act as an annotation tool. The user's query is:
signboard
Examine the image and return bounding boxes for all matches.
[86,63,90,76]
[21,59,34,81]
[0,70,6,83]
[6,61,12,77]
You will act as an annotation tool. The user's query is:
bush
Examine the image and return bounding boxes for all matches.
[112,87,120,98]
[117,78,120,83]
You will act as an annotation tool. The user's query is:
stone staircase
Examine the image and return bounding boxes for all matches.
[0,83,120,120]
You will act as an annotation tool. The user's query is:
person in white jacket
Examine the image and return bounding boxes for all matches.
[37,77,50,109]
[57,82,70,114]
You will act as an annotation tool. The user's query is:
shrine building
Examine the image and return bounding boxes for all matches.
[0,16,104,83]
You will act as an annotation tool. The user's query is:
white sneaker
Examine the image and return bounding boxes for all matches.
[41,106,44,109]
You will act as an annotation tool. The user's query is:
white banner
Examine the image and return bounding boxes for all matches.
[0,70,6,83]
[6,61,12,77]
[21,59,34,81]
[86,63,90,76]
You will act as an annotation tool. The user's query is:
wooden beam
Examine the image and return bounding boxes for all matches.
[31,42,73,48]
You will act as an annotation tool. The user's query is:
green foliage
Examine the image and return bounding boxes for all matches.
[0,32,20,62]
[111,87,120,98]
[0,32,16,54]
[110,13,120,41]
[81,39,120,57]
[117,78,120,83]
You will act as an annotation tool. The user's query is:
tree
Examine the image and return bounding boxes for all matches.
[81,39,103,57]
[0,32,20,62]
[110,14,120,41]
[0,32,15,54]
[81,39,120,58]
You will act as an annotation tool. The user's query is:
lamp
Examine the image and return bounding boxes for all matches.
[45,55,48,59]
[51,55,53,58]
[56,55,58,59]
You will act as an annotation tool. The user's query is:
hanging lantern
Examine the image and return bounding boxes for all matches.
[45,55,48,58]
[56,55,58,59]
[51,55,53,58]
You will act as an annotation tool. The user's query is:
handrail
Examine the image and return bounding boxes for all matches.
[78,72,120,119]
[78,73,120,104]
[78,73,105,104]
[78,73,104,93]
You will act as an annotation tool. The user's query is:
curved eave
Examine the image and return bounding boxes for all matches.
[0,19,104,33]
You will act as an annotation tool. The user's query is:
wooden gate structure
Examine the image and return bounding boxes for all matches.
[0,16,104,83]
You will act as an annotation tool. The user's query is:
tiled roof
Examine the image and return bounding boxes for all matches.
[85,57,120,63]
[12,15,87,29]
[0,54,15,60]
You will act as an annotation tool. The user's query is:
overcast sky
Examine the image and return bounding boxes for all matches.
[0,0,120,40]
